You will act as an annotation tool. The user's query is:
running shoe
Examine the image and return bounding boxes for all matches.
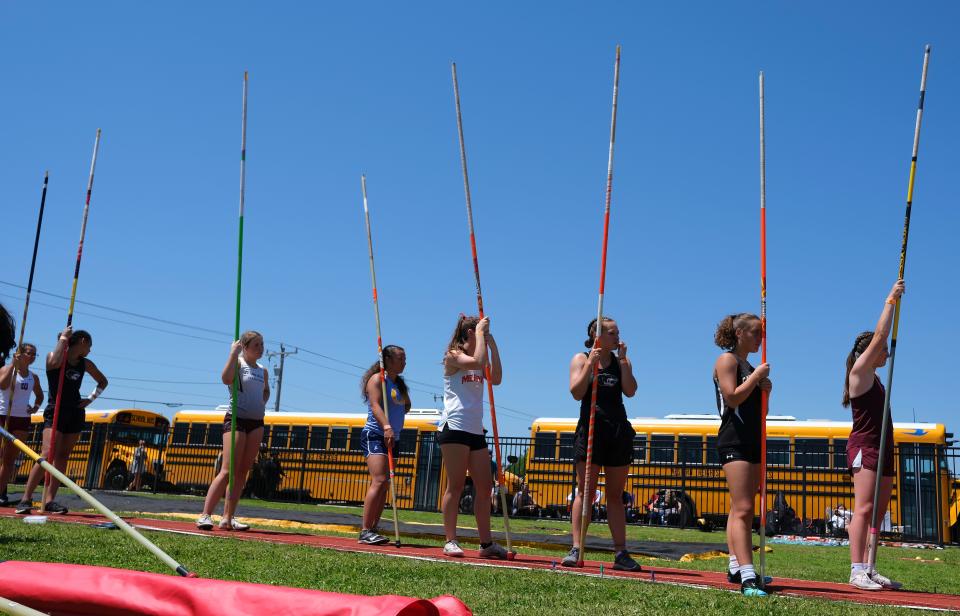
[196,513,214,530]
[43,501,68,514]
[14,501,32,515]
[0,493,9,507]
[443,540,464,557]
[219,518,250,531]
[613,550,641,572]
[728,570,774,586]
[740,578,769,597]
[869,569,903,590]
[849,569,883,591]
[478,542,508,559]
[358,529,390,545]
[560,547,581,567]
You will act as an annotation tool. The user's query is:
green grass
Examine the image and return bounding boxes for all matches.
[0,518,941,615]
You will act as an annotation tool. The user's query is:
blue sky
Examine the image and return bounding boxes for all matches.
[1,2,957,438]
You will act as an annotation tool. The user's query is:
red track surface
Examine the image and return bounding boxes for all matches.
[6,511,960,611]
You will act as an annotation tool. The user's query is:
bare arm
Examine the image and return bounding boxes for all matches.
[31,375,44,411]
[618,342,638,397]
[46,327,71,370]
[78,359,108,409]
[365,373,395,448]
[569,350,599,401]
[221,341,242,385]
[486,334,502,386]
[262,366,270,403]
[714,353,768,408]
[0,364,13,390]
[849,280,905,396]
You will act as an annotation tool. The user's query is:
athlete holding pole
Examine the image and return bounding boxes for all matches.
[358,175,405,548]
[449,62,514,559]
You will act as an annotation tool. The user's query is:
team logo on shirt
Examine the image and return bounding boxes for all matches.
[462,374,484,384]
[391,387,399,402]
[599,374,618,387]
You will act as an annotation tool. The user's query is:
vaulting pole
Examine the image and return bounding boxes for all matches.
[1,172,48,462]
[758,70,769,581]
[45,131,100,497]
[451,61,515,559]
[866,44,931,572]
[360,175,402,548]
[578,45,621,566]
[229,71,248,496]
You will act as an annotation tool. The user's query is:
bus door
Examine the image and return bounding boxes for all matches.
[101,413,170,490]
[84,423,111,488]
[414,431,442,511]
[898,443,939,541]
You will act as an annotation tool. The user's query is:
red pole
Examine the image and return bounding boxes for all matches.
[758,71,769,580]
[578,45,621,566]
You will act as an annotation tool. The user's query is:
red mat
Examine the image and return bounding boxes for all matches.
[4,511,959,612]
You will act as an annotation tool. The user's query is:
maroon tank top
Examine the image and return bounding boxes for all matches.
[848,376,893,450]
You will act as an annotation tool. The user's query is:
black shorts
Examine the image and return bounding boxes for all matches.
[436,425,487,450]
[574,419,634,467]
[718,444,761,465]
[43,406,85,435]
[223,413,265,434]
[2,415,32,432]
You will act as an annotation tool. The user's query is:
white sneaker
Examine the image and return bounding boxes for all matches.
[196,514,214,530]
[869,569,903,590]
[219,517,250,531]
[850,569,883,591]
[478,541,508,559]
[443,540,464,557]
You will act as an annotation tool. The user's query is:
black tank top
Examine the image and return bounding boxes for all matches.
[46,358,86,415]
[578,352,628,427]
[714,353,762,445]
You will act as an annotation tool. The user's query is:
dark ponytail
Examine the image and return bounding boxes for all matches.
[361,345,408,402]
[842,331,874,407]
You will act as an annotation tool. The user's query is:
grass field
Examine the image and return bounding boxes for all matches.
[3,491,959,614]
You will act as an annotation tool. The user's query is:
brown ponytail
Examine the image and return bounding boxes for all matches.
[842,331,874,407]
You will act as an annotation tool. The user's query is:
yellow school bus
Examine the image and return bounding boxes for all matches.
[163,408,443,508]
[22,409,170,490]
[526,414,953,542]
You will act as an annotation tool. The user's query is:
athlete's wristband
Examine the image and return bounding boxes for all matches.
[886,298,897,305]
[88,386,104,402]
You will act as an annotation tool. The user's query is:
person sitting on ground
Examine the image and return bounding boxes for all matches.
[511,483,538,517]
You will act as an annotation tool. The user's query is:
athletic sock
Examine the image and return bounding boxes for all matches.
[739,564,756,583]
[729,554,740,574]
[851,563,866,573]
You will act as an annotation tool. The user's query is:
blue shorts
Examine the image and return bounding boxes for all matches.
[360,428,395,458]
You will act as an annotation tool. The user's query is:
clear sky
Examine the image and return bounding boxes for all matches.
[1,2,957,438]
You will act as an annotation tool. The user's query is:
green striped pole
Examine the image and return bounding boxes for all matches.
[229,72,248,495]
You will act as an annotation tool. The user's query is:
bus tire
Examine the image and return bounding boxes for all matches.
[104,467,129,491]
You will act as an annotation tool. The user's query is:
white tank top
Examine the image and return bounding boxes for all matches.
[0,372,36,418]
[230,358,267,420]
[442,367,485,435]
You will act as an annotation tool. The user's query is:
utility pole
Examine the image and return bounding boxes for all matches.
[266,344,298,412]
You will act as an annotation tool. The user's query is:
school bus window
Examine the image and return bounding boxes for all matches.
[679,435,703,465]
[172,423,189,444]
[650,435,675,463]
[291,426,308,449]
[534,432,556,461]
[558,432,575,461]
[399,429,417,455]
[260,425,272,445]
[188,423,207,445]
[833,438,847,469]
[705,436,719,465]
[272,425,291,449]
[797,438,830,469]
[767,438,790,466]
[350,427,364,452]
[208,422,223,445]
[309,426,328,450]
[330,427,348,450]
[632,435,647,463]
[78,428,92,444]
